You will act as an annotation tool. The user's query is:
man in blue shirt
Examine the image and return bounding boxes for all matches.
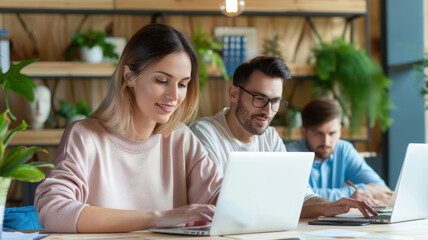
[286,99,392,206]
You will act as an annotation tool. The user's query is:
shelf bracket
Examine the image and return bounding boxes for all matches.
[151,12,166,24]
[305,17,322,43]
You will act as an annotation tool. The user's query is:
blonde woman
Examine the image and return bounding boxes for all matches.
[35,23,222,233]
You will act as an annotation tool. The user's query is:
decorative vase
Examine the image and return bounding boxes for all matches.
[80,46,103,63]
[0,177,11,239]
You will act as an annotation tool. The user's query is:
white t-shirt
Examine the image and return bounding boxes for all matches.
[191,107,317,202]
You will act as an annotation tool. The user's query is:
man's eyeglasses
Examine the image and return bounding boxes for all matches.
[237,85,288,112]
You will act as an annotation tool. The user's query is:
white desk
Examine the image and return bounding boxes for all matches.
[30,218,428,239]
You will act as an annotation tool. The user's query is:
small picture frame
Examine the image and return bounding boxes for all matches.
[214,26,258,60]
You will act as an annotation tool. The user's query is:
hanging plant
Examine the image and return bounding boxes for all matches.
[312,37,394,135]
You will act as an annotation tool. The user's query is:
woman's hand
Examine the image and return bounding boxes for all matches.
[154,204,216,228]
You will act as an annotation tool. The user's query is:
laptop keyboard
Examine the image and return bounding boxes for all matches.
[177,224,211,231]
[355,214,391,223]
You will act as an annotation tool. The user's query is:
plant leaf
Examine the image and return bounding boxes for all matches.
[313,37,393,135]
[4,164,45,182]
[190,23,228,92]
[0,59,39,102]
[64,29,118,61]
[28,161,54,168]
[0,110,10,141]
[0,146,47,176]
[4,120,27,148]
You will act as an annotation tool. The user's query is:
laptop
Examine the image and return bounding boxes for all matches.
[150,151,314,236]
[319,143,428,224]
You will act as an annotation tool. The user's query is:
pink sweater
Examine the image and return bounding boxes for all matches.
[34,118,222,233]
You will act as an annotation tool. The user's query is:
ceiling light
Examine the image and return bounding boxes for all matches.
[220,0,245,17]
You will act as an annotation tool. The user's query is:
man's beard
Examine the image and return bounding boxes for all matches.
[235,97,271,135]
[314,145,333,160]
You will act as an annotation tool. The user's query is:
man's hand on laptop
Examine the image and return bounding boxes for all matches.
[350,188,380,206]
[322,198,378,218]
[365,183,393,206]
[154,204,215,228]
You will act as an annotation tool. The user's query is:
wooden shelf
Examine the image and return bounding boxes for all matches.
[9,125,368,147]
[18,61,315,79]
[0,0,114,10]
[208,63,315,79]
[0,0,367,16]
[117,0,367,14]
[287,64,315,78]
[9,129,64,146]
[274,126,368,142]
[18,61,115,78]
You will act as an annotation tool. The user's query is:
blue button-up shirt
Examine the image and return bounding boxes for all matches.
[286,138,387,201]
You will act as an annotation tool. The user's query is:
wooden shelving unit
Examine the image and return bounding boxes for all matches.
[19,61,116,78]
[12,61,315,146]
[0,0,367,15]
[274,126,369,142]
[115,0,367,14]
[0,0,114,10]
[2,0,369,145]
[19,61,315,79]
[9,129,64,146]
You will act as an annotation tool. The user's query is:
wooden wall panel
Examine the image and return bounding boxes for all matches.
[244,0,366,13]
[0,0,114,9]
[116,0,366,13]
[0,9,370,133]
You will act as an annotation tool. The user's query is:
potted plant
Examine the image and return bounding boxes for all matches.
[312,37,394,135]
[64,29,119,63]
[190,24,229,91]
[55,99,93,125]
[262,32,284,59]
[0,59,54,232]
[415,53,428,109]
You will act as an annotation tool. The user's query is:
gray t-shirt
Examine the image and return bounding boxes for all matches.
[191,107,318,202]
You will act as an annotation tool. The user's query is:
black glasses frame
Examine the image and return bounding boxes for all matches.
[236,85,289,112]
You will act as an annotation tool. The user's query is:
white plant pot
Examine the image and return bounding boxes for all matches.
[80,46,103,63]
[0,177,11,240]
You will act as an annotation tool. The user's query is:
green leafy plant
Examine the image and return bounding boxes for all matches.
[414,53,428,108]
[64,29,119,61]
[0,59,39,121]
[284,106,301,139]
[55,100,93,120]
[313,37,393,135]
[190,24,229,91]
[262,32,284,59]
[0,59,53,182]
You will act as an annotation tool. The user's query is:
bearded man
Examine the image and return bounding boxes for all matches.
[191,56,379,218]
[286,98,392,206]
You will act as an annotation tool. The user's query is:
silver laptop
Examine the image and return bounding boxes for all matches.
[150,151,314,236]
[319,143,428,224]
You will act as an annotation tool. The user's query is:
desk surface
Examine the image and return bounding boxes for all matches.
[30,218,428,239]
